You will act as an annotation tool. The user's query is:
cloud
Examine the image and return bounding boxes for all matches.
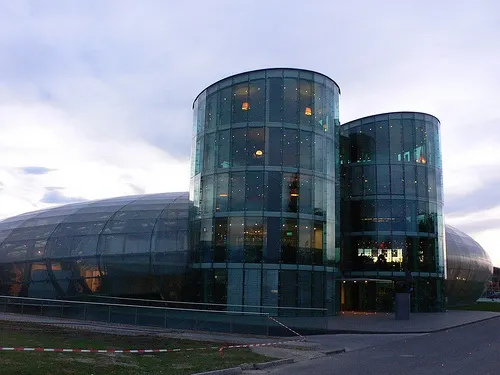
[40,188,86,204]
[20,166,56,175]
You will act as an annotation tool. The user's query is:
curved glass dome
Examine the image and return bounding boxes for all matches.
[445,224,493,305]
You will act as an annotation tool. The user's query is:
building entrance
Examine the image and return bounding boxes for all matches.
[341,279,394,312]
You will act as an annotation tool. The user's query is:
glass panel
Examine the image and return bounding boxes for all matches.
[314,177,325,216]
[268,127,282,166]
[203,132,215,171]
[298,219,313,265]
[376,165,390,194]
[299,79,313,126]
[215,173,229,212]
[402,119,415,163]
[205,92,217,130]
[415,120,427,164]
[266,171,282,211]
[390,165,404,195]
[201,175,214,214]
[314,135,326,176]
[230,172,245,211]
[313,221,323,265]
[248,79,265,122]
[269,78,283,122]
[217,130,230,168]
[231,128,246,167]
[299,174,312,214]
[282,128,298,167]
[282,173,299,213]
[124,234,150,254]
[375,121,389,164]
[246,171,264,211]
[405,201,417,232]
[265,217,281,263]
[232,82,249,124]
[358,125,376,162]
[363,165,376,195]
[416,165,427,198]
[428,169,437,200]
[389,119,403,163]
[219,87,232,126]
[314,82,325,131]
[247,128,265,166]
[376,200,391,231]
[228,217,244,262]
[405,165,417,196]
[245,218,263,262]
[244,270,262,309]
[214,218,228,261]
[227,269,243,309]
[299,130,313,169]
[392,200,405,231]
[200,218,213,262]
[282,219,297,264]
[283,77,299,124]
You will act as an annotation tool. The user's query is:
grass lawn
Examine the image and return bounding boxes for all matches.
[450,302,500,312]
[0,321,271,375]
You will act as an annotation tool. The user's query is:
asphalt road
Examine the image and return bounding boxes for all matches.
[268,317,500,375]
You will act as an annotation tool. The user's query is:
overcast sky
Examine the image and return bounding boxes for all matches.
[0,1,499,265]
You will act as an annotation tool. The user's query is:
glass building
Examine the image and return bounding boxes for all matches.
[339,112,446,312]
[0,193,192,299]
[0,69,494,319]
[190,68,341,314]
[445,225,493,306]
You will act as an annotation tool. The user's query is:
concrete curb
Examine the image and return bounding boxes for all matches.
[254,358,294,370]
[192,366,242,375]
[322,348,346,355]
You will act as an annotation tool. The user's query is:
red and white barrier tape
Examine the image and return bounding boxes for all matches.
[218,338,304,356]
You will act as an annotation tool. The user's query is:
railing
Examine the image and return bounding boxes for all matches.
[0,295,329,336]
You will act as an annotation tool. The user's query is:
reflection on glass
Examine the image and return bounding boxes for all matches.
[282,173,299,213]
[282,219,297,264]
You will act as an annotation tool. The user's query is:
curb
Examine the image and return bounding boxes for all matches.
[322,348,346,355]
[192,367,242,375]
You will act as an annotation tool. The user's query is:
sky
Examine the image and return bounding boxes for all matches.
[0,1,499,265]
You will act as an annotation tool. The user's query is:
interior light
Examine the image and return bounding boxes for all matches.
[304,107,312,116]
[242,102,249,111]
[219,193,228,197]
[290,193,299,197]
[255,150,263,156]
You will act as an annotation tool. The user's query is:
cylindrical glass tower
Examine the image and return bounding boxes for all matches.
[190,68,341,315]
[340,112,445,312]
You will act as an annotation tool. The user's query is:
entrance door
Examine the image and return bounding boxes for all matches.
[341,280,394,312]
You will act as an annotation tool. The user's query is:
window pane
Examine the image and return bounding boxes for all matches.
[363,165,376,196]
[269,78,283,122]
[282,173,299,213]
[219,87,232,126]
[375,121,389,164]
[299,79,313,126]
[415,120,427,164]
[216,173,229,212]
[298,219,313,265]
[313,221,323,265]
[248,80,265,122]
[205,93,217,130]
[358,126,376,162]
[299,174,312,214]
[389,119,403,163]
[230,172,245,211]
[299,130,313,169]
[392,200,405,231]
[247,128,265,166]
[283,78,299,124]
[195,137,203,175]
[376,165,390,194]
[376,200,391,231]
[203,132,215,171]
[217,130,230,168]
[405,165,416,196]
[390,165,404,195]
[314,177,325,216]
[402,119,415,162]
[245,218,263,262]
[214,218,228,261]
[268,127,282,166]
[232,83,249,124]
[265,217,281,263]
[228,217,244,262]
[282,219,297,264]
[314,82,325,131]
[314,133,325,172]
[282,129,298,167]
[231,128,246,167]
[405,201,417,232]
[266,171,282,211]
[246,171,264,211]
[201,175,214,214]
[416,165,427,198]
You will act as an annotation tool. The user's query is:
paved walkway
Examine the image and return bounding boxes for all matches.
[279,310,500,334]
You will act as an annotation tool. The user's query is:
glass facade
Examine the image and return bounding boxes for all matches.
[445,225,493,306]
[0,193,193,299]
[190,68,341,315]
[340,112,446,312]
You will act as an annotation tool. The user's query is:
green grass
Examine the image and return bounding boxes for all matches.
[0,321,271,375]
[450,302,500,312]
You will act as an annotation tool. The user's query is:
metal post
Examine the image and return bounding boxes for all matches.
[164,309,167,328]
[107,306,111,323]
[21,299,24,315]
[40,300,43,316]
[61,303,64,318]
[266,317,270,336]
[84,304,87,321]
[134,307,138,325]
